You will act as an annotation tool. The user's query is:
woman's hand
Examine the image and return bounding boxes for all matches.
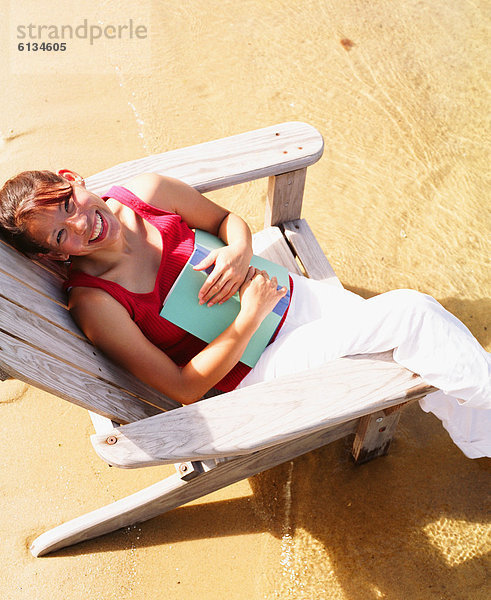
[238,267,288,325]
[194,243,252,306]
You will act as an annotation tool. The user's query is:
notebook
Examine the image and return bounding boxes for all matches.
[160,229,290,367]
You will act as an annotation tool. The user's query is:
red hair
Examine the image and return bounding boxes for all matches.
[0,171,72,255]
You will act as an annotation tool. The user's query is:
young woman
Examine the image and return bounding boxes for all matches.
[0,170,489,458]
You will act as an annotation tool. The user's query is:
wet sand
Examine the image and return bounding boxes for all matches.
[1,1,490,598]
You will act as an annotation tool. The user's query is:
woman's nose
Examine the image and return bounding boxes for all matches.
[67,213,87,235]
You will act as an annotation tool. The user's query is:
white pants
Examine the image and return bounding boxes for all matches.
[238,274,491,458]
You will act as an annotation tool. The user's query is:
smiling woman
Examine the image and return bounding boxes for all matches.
[24,176,122,261]
[0,170,73,256]
[0,170,121,261]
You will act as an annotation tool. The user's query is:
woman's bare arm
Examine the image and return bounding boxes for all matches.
[69,270,285,405]
[123,173,253,305]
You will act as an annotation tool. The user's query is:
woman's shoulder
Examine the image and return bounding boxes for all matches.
[120,173,177,214]
[68,282,126,306]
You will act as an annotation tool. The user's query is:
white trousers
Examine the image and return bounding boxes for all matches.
[237,274,491,458]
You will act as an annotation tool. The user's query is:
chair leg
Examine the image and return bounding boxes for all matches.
[31,420,357,556]
[351,402,409,464]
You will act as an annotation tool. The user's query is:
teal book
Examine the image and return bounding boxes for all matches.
[159,229,291,367]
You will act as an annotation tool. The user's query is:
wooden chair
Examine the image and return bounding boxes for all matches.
[0,122,434,557]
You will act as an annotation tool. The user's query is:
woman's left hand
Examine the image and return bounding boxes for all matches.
[194,243,252,306]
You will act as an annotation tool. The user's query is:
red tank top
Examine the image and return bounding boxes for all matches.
[63,185,254,392]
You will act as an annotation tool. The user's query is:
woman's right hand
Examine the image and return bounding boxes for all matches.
[238,267,288,325]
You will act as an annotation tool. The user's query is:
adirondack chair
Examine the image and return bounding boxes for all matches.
[0,122,435,557]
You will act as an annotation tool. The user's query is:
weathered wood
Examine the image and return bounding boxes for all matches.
[0,332,162,422]
[91,353,435,468]
[0,366,12,380]
[252,226,302,275]
[31,419,355,557]
[0,240,66,305]
[265,168,307,227]
[352,402,410,464]
[0,295,178,415]
[283,219,341,286]
[85,122,324,196]
[0,271,85,340]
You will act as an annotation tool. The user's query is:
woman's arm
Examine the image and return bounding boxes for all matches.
[124,173,253,305]
[69,269,286,405]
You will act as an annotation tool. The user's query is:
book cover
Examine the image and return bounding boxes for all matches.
[160,229,290,367]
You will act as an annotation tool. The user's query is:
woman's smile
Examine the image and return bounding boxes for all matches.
[89,211,106,243]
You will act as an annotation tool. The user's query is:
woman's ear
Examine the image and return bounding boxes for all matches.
[57,169,85,187]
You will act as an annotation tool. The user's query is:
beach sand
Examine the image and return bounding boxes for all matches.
[1,0,490,598]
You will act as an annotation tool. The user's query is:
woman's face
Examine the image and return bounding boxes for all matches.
[25,184,121,259]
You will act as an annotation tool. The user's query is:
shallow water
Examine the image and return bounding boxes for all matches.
[0,1,489,598]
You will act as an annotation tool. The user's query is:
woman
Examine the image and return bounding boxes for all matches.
[0,169,489,457]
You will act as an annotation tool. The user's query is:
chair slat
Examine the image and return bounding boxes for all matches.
[252,226,302,274]
[0,271,84,338]
[32,419,356,557]
[0,296,178,415]
[0,240,66,305]
[0,331,161,422]
[283,219,341,285]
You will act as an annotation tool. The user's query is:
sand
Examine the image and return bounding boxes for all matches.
[1,0,490,598]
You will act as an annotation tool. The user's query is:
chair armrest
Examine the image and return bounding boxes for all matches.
[84,122,324,195]
[91,351,435,468]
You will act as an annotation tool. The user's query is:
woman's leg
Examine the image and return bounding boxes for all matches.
[238,275,490,456]
[242,275,490,405]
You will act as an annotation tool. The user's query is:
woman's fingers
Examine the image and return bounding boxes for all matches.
[201,265,286,307]
[199,276,224,305]
[207,279,237,306]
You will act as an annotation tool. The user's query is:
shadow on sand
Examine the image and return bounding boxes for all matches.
[48,289,490,598]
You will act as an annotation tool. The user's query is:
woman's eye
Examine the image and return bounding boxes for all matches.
[57,230,63,245]
[64,196,71,212]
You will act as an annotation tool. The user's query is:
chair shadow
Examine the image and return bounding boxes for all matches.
[248,405,491,600]
[52,406,490,599]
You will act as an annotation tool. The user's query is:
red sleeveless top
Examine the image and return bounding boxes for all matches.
[64,185,253,392]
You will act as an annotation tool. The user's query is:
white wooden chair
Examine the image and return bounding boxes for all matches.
[0,122,434,556]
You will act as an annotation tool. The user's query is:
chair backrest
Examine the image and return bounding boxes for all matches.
[0,123,324,423]
[0,239,175,423]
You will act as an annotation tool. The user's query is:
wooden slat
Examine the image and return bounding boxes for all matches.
[0,240,66,305]
[91,352,435,467]
[84,122,324,195]
[0,295,172,404]
[252,227,302,275]
[31,419,355,556]
[0,271,84,339]
[0,331,160,422]
[283,219,341,286]
[265,168,307,226]
[0,297,179,417]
